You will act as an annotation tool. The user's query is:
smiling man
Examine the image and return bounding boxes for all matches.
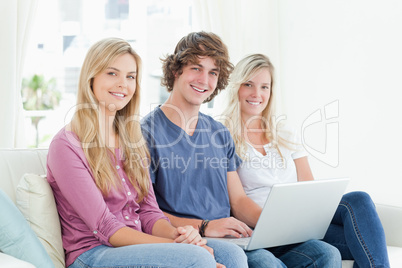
[141,32,340,268]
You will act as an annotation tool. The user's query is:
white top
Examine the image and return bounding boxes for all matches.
[237,127,307,208]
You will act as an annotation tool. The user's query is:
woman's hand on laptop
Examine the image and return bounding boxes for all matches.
[205,217,253,238]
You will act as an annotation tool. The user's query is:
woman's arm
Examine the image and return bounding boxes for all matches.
[163,212,203,229]
[294,156,314,181]
[152,219,206,245]
[227,171,262,230]
[109,225,173,246]
[109,219,206,247]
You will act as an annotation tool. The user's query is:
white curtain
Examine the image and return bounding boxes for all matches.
[192,0,283,116]
[0,0,38,148]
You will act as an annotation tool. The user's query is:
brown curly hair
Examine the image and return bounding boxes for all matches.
[161,31,234,103]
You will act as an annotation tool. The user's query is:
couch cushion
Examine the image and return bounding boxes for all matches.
[341,246,402,267]
[16,173,65,268]
[341,260,353,267]
[388,246,402,267]
[0,252,36,268]
[0,189,54,268]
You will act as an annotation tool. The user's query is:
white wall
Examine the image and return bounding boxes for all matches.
[277,0,402,206]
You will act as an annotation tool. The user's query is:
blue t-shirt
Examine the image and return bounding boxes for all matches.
[141,107,241,220]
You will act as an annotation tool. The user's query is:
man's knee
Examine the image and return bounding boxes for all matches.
[245,249,285,268]
[207,240,248,267]
[306,240,342,267]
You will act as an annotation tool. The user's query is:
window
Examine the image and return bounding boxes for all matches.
[22,0,194,148]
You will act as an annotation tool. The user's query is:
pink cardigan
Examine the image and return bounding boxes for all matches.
[46,128,168,267]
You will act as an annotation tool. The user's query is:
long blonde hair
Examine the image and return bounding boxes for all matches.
[71,37,150,202]
[222,54,290,160]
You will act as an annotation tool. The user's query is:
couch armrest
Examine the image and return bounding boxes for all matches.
[376,203,402,247]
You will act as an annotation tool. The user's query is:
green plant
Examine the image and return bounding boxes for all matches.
[21,74,61,147]
[21,74,61,110]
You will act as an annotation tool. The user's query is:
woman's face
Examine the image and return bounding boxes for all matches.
[92,53,137,116]
[238,68,272,120]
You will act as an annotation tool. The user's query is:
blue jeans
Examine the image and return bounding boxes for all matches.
[207,239,248,267]
[323,191,390,268]
[245,240,341,268]
[246,248,286,268]
[266,239,341,267]
[69,240,247,268]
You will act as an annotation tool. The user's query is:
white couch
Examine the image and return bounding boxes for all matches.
[0,148,401,268]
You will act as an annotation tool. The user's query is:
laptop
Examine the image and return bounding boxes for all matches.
[208,177,350,250]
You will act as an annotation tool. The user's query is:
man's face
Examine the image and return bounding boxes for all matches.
[172,56,219,107]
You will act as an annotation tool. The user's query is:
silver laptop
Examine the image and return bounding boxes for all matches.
[208,177,350,250]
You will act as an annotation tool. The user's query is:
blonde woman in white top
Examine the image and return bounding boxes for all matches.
[222,54,390,268]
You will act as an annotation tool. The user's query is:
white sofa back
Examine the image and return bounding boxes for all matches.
[0,149,48,202]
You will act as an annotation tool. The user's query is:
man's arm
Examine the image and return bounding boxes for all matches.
[164,171,260,238]
[164,206,253,238]
[163,211,202,230]
[227,171,262,228]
